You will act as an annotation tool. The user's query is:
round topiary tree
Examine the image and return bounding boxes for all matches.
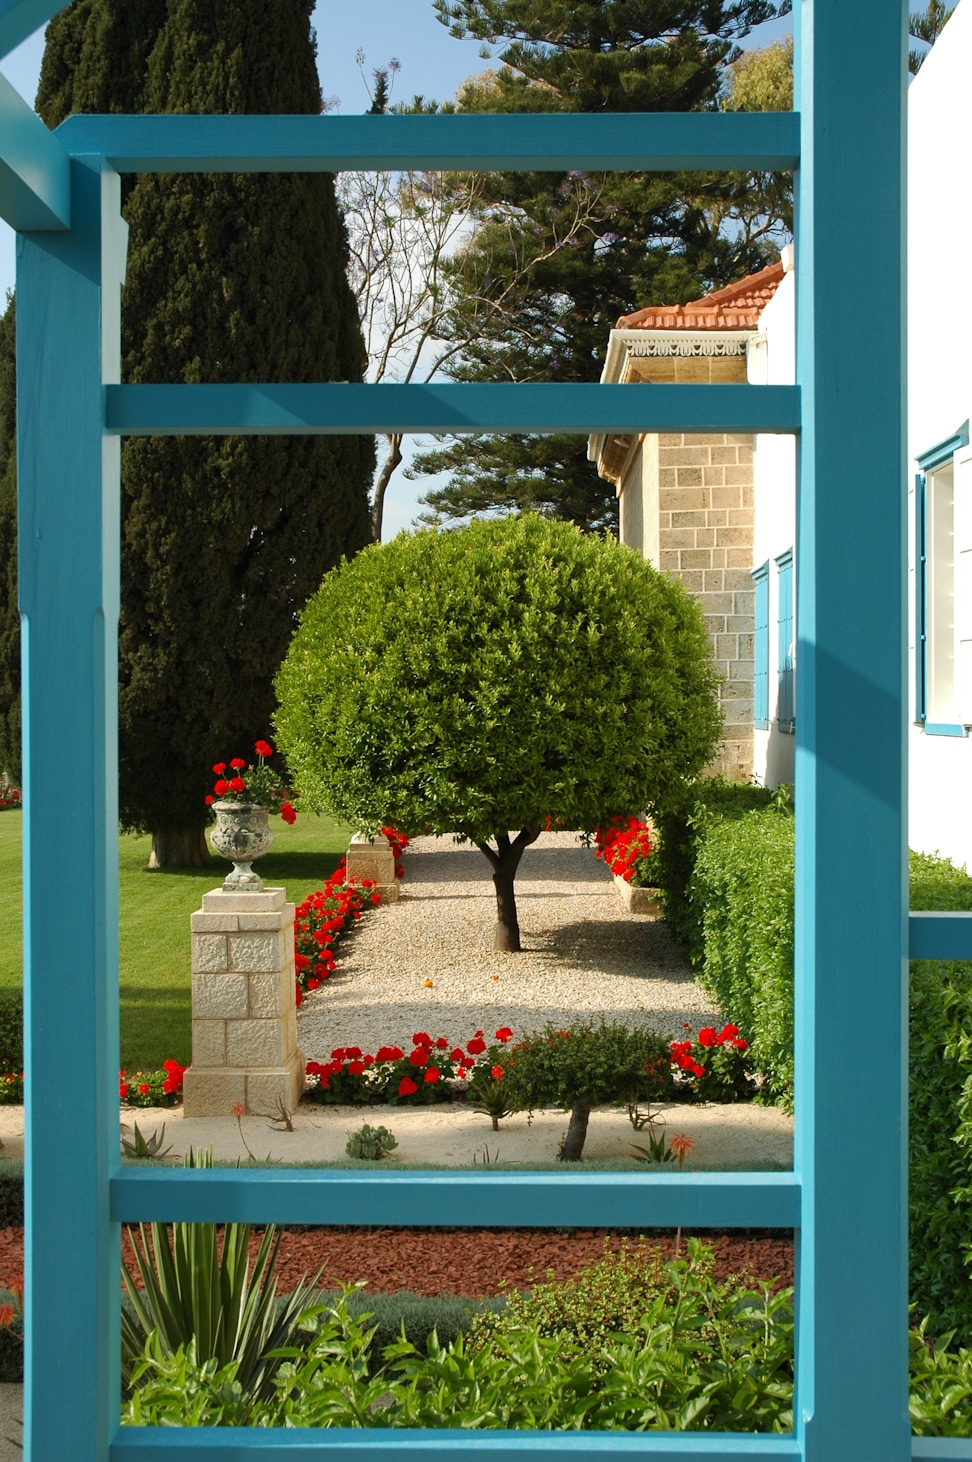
[275,514,721,952]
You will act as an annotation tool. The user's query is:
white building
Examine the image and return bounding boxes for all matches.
[908,0,972,868]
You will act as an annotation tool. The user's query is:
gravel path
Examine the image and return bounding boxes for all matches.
[298,832,719,1060]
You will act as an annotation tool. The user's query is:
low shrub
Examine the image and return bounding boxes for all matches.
[345,1124,397,1160]
[123,1241,796,1432]
[498,1022,671,1161]
[0,992,22,1086]
[304,1028,515,1107]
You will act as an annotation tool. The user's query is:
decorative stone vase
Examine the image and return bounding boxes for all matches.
[209,802,274,890]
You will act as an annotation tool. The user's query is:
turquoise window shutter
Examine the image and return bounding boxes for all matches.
[752,562,770,729]
[776,550,794,733]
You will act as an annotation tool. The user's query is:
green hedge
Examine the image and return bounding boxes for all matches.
[657,783,972,1344]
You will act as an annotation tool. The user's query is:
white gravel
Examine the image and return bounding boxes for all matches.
[298,831,720,1061]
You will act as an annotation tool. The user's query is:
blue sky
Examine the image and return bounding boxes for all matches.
[0,1,794,536]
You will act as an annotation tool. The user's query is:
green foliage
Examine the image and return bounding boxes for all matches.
[121,1147,323,1396]
[722,34,793,111]
[344,1124,398,1160]
[0,1167,23,1228]
[276,516,721,840]
[909,2,955,74]
[410,0,791,530]
[909,852,972,1345]
[120,1121,173,1160]
[31,0,373,851]
[501,1022,672,1115]
[910,1318,972,1436]
[124,1243,796,1431]
[686,800,794,1102]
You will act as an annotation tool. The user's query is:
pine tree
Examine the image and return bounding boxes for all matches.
[409,0,789,532]
[909,2,954,74]
[34,0,374,866]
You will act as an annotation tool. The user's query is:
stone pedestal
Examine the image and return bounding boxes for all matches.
[345,832,399,903]
[182,886,305,1117]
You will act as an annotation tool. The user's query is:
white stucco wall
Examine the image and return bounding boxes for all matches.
[908,0,972,869]
[749,265,797,788]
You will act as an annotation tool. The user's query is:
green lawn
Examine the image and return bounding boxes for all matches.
[0,809,350,1069]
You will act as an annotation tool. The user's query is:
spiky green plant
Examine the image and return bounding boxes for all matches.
[121,1147,322,1395]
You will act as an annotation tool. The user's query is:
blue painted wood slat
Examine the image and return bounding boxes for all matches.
[18,156,126,1460]
[110,1431,804,1460]
[109,1168,801,1229]
[104,382,802,437]
[0,0,70,62]
[56,110,801,175]
[0,73,69,230]
[792,2,909,1460]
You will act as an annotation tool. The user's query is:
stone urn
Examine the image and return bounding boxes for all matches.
[209,801,274,890]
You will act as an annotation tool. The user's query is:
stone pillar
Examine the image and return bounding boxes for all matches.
[345,832,399,903]
[183,886,304,1117]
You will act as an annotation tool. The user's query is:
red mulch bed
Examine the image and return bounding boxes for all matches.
[0,1227,793,1297]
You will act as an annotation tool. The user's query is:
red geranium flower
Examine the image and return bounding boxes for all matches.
[698,1027,718,1047]
[229,776,246,793]
[346,1047,362,1059]
[214,779,229,796]
[212,762,226,774]
[413,1032,432,1046]
[491,1065,503,1080]
[229,758,246,770]
[424,1067,440,1084]
[280,802,297,825]
[204,794,214,805]
[409,1048,428,1066]
[436,1037,449,1050]
[449,1048,465,1063]
[734,1039,749,1052]
[398,1077,418,1096]
[138,1082,150,1096]
[466,1037,487,1056]
[347,1060,365,1076]
[254,740,273,757]
[495,1027,513,1042]
[307,978,320,990]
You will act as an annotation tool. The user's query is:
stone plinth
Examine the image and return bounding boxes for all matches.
[183,886,305,1117]
[613,871,664,918]
[346,832,399,903]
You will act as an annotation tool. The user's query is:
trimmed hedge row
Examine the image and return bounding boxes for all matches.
[653,781,972,1343]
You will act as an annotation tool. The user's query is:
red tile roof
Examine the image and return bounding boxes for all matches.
[616,259,785,332]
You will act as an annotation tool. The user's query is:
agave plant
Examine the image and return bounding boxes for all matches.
[121,1147,322,1396]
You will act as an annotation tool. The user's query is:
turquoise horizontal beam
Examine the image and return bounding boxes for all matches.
[111,1429,803,1460]
[908,911,972,960]
[0,73,69,229]
[56,110,800,174]
[104,383,801,437]
[912,1444,972,1460]
[110,1168,801,1228]
[0,0,68,61]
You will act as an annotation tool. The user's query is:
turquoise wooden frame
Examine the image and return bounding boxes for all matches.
[5,0,963,1455]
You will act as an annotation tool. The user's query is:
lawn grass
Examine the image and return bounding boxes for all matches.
[0,809,350,1069]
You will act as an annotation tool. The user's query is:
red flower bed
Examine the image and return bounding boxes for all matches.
[593,815,653,884]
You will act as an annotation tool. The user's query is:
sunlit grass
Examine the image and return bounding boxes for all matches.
[0,809,350,1069]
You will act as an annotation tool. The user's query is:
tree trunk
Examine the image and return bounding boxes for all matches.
[371,432,404,542]
[475,826,541,952]
[148,827,212,869]
[560,1102,591,1162]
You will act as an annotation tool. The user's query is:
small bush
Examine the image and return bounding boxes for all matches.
[345,1124,397,1160]
[500,1022,671,1161]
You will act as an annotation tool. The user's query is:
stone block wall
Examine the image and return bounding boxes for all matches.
[617,429,755,782]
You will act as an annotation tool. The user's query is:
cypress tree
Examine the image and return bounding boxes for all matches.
[410,0,789,532]
[34,0,374,866]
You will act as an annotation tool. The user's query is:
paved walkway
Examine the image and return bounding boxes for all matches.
[298,831,719,1061]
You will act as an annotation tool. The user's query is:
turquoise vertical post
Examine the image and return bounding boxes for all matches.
[17,156,126,1460]
[794,2,909,1459]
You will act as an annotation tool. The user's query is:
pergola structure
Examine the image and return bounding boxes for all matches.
[1,0,966,1456]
